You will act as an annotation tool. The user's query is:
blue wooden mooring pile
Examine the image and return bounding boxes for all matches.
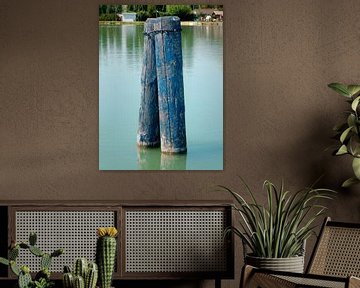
[137,16,187,154]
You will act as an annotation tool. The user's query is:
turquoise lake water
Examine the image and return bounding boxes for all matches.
[99,24,223,170]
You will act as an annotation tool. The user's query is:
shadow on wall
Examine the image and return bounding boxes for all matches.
[263,109,360,221]
[267,111,352,188]
[304,114,360,221]
[302,114,349,189]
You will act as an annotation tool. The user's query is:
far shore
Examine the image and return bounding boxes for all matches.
[99,21,223,26]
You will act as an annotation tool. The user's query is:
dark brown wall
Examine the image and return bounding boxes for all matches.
[1,0,360,287]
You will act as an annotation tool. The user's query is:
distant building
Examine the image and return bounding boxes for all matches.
[117,12,137,22]
[193,8,214,17]
[193,9,224,21]
[212,11,223,21]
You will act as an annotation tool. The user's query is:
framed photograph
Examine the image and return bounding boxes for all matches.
[99,5,223,170]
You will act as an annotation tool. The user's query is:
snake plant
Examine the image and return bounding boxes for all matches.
[220,178,335,258]
[328,83,360,187]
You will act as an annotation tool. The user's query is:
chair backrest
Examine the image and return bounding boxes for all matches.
[307,217,360,277]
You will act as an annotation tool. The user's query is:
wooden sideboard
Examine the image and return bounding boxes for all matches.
[0,201,234,288]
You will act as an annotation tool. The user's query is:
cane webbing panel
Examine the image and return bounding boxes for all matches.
[125,210,227,273]
[309,226,360,277]
[15,211,115,272]
[248,273,297,288]
[277,275,345,288]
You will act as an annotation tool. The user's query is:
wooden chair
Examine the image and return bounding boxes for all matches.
[241,217,360,288]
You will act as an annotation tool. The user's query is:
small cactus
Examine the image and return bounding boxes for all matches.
[33,278,53,288]
[63,259,98,288]
[63,272,74,288]
[41,253,52,270]
[85,263,98,288]
[18,269,32,288]
[0,232,63,288]
[64,265,72,273]
[29,245,44,257]
[74,258,88,279]
[96,227,118,288]
[74,275,85,288]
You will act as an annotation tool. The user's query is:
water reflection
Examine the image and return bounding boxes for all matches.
[160,153,187,170]
[137,147,187,170]
[137,147,161,170]
[99,25,144,69]
[99,24,223,73]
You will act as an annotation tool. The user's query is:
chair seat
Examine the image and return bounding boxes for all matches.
[277,274,346,288]
[241,218,360,288]
[243,266,360,288]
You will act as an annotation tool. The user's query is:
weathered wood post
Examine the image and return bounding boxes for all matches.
[153,16,187,153]
[137,18,160,147]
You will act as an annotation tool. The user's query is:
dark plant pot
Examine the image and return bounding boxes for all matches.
[245,254,304,273]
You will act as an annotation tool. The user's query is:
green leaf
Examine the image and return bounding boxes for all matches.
[342,177,360,188]
[347,114,356,128]
[29,246,44,257]
[328,83,351,97]
[352,157,360,179]
[336,144,348,155]
[351,96,360,111]
[349,135,360,156]
[8,247,19,261]
[18,271,32,288]
[40,254,51,270]
[0,257,9,266]
[10,261,20,276]
[347,85,360,97]
[340,126,353,143]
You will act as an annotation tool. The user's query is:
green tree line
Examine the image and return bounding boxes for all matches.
[99,4,223,21]
[99,5,122,21]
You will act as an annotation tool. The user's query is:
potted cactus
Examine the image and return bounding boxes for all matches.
[0,232,63,288]
[62,258,98,288]
[96,227,118,288]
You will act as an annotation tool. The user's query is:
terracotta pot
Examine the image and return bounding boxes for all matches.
[245,254,304,273]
